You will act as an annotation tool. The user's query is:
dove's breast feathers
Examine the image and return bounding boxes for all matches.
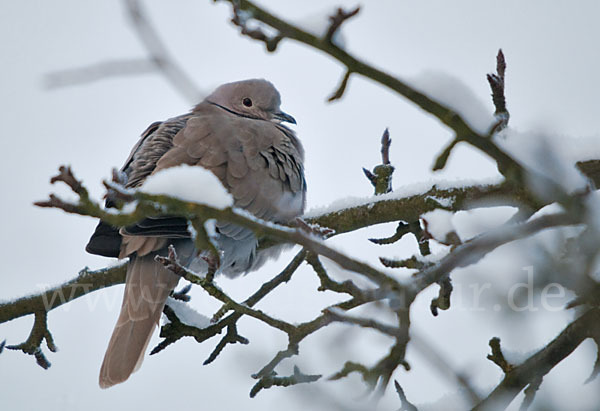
[151,104,306,221]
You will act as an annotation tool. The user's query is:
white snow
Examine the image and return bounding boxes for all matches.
[203,218,217,237]
[528,203,565,219]
[502,346,539,366]
[164,297,211,329]
[408,70,495,134]
[105,200,138,215]
[304,177,502,218]
[416,389,473,411]
[452,206,518,240]
[426,195,454,208]
[547,134,600,164]
[497,127,591,194]
[417,249,450,264]
[233,207,296,232]
[140,164,233,208]
[422,209,458,243]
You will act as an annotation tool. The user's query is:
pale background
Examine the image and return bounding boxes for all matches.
[1,1,599,410]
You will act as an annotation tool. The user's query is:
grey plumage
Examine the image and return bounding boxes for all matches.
[89,79,306,388]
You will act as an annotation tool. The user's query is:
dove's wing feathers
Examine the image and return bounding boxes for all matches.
[86,115,192,257]
[124,114,193,189]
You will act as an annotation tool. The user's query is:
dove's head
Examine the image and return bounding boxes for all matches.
[206,79,296,124]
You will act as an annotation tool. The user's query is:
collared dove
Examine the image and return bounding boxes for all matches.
[86,79,306,389]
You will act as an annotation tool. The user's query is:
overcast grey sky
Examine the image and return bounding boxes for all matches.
[1,1,599,410]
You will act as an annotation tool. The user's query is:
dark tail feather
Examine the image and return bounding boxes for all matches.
[86,221,122,258]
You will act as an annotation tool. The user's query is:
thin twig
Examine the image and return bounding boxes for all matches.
[472,309,600,411]
[327,70,352,102]
[487,49,509,131]
[324,6,360,44]
[6,311,56,369]
[44,58,156,89]
[486,337,513,373]
[124,0,202,103]
[364,128,395,195]
[44,1,202,103]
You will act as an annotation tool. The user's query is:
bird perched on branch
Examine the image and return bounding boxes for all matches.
[85,79,305,388]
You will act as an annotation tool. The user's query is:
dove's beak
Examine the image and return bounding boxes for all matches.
[274,110,296,125]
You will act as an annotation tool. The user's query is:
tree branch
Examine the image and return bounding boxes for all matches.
[0,264,126,324]
[472,308,600,411]
[44,0,202,104]
[217,0,526,181]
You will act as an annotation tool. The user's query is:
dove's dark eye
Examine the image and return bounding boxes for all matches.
[242,98,253,107]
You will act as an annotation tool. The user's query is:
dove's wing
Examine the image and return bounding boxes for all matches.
[85,114,192,257]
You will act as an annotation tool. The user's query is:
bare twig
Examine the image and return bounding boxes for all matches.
[230,1,283,52]
[306,253,363,296]
[486,337,514,373]
[364,128,395,195]
[372,220,430,258]
[329,361,379,388]
[324,6,360,44]
[123,0,201,102]
[473,309,600,411]
[432,138,460,171]
[487,49,509,131]
[327,70,352,102]
[6,311,56,369]
[170,284,192,302]
[250,365,321,398]
[380,128,392,165]
[51,165,87,197]
[380,256,431,270]
[44,58,156,89]
[324,309,400,337]
[369,222,411,245]
[204,323,249,365]
[430,277,453,316]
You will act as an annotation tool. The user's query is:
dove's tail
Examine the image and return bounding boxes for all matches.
[99,254,179,389]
